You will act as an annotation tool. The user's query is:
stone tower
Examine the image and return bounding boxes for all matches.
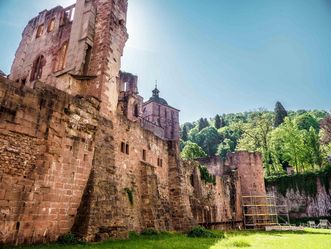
[10,0,128,115]
[142,86,180,140]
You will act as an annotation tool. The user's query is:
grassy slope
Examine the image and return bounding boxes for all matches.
[11,229,331,249]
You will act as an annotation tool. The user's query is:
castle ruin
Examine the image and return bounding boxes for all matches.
[0,0,266,245]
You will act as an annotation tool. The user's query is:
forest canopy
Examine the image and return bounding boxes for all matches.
[180,103,331,176]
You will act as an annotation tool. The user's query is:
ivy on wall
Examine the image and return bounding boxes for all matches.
[198,164,216,185]
[124,187,134,205]
[265,167,331,197]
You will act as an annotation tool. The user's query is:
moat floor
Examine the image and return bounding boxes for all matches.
[9,229,331,249]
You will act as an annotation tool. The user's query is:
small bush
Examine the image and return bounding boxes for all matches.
[187,226,224,238]
[141,228,159,236]
[129,231,140,239]
[57,233,78,244]
[230,239,251,247]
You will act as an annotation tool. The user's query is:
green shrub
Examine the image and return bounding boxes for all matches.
[57,233,78,244]
[187,226,224,238]
[141,228,159,236]
[129,231,140,239]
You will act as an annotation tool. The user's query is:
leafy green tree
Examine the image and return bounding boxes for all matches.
[181,125,188,141]
[180,139,186,151]
[196,127,221,156]
[182,122,195,132]
[217,138,235,159]
[181,141,207,160]
[295,113,320,131]
[274,101,288,127]
[188,126,200,144]
[321,115,331,144]
[304,127,322,168]
[270,118,306,173]
[198,118,208,131]
[214,114,222,129]
[237,112,274,174]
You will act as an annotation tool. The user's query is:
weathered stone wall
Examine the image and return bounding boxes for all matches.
[0,76,99,245]
[230,152,265,195]
[198,152,265,196]
[72,113,194,241]
[266,177,331,219]
[183,160,243,229]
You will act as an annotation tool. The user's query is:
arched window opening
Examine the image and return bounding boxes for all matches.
[55,42,68,72]
[36,24,44,38]
[47,18,55,32]
[134,104,139,117]
[30,55,46,81]
[83,44,92,75]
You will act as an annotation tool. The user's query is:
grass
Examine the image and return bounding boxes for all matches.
[7,229,331,249]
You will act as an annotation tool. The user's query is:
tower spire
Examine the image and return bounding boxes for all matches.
[152,80,159,97]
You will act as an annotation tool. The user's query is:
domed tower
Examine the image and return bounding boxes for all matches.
[142,85,180,140]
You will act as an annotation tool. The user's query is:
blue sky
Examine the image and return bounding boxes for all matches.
[0,0,330,122]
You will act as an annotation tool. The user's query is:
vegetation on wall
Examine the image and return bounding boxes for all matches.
[199,164,216,185]
[180,102,331,177]
[124,187,134,205]
[265,166,331,197]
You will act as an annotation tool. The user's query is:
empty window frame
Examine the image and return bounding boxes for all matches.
[30,55,46,81]
[157,158,163,167]
[36,24,44,38]
[47,18,55,32]
[120,142,125,153]
[134,104,139,117]
[82,44,92,75]
[142,149,146,161]
[55,42,68,71]
[120,142,130,155]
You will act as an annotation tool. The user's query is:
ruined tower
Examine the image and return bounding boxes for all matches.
[10,0,128,115]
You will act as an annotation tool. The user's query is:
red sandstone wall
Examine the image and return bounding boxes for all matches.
[184,160,243,229]
[229,152,265,195]
[267,177,331,219]
[10,6,73,87]
[0,77,99,245]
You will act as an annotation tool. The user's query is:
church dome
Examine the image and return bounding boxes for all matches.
[148,85,168,105]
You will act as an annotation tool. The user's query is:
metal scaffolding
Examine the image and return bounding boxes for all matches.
[242,194,289,229]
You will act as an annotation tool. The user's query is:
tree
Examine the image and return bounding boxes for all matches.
[217,138,235,159]
[274,101,288,127]
[270,118,306,173]
[295,113,319,131]
[196,127,221,156]
[237,112,274,174]
[214,114,222,129]
[304,127,322,168]
[198,118,210,131]
[181,141,207,160]
[181,125,188,141]
[321,115,331,144]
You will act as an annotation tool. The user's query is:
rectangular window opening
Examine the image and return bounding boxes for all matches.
[36,24,44,38]
[83,44,92,75]
[142,149,146,161]
[47,18,55,32]
[120,142,125,153]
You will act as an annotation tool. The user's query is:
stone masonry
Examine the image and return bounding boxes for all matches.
[0,0,266,245]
